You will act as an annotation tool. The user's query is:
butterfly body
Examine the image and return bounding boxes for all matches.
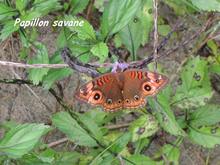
[75,69,168,112]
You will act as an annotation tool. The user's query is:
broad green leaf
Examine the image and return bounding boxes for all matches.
[0,20,19,41]
[0,123,50,158]
[188,126,220,148]
[78,113,103,141]
[100,0,141,38]
[119,0,153,58]
[149,85,185,136]
[119,16,143,60]
[160,144,180,165]
[129,115,158,142]
[189,104,220,127]
[52,112,97,147]
[127,155,160,165]
[71,0,90,15]
[28,43,49,85]
[91,42,108,63]
[191,0,220,12]
[0,3,17,21]
[65,15,96,41]
[172,57,213,109]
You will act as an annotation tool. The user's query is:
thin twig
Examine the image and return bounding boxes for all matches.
[47,137,68,148]
[0,61,68,68]
[153,0,158,71]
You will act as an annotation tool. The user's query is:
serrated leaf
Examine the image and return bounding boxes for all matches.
[191,0,220,12]
[100,0,142,38]
[64,15,96,41]
[28,43,49,85]
[0,123,50,158]
[71,0,90,15]
[188,126,220,148]
[129,115,158,142]
[91,42,108,63]
[52,112,97,147]
[172,57,213,109]
[189,104,220,127]
[149,85,186,136]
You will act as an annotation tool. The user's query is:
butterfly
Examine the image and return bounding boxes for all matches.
[75,69,168,112]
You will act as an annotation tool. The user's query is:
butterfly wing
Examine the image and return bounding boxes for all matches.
[122,69,168,109]
[75,72,124,112]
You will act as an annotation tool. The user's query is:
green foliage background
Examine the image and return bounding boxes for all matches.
[0,0,220,164]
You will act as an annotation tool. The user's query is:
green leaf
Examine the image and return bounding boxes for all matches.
[160,144,180,165]
[119,0,153,58]
[110,132,131,153]
[158,24,171,36]
[28,43,49,85]
[65,15,96,41]
[52,112,98,147]
[91,42,109,63]
[189,104,220,127]
[54,152,81,165]
[127,155,159,165]
[42,51,73,89]
[188,126,220,148]
[100,0,142,38]
[119,16,143,60]
[16,0,29,13]
[36,148,56,163]
[103,132,131,153]
[78,113,103,141]
[71,0,90,15]
[129,115,158,142]
[0,20,19,41]
[191,0,220,12]
[172,57,213,109]
[149,86,186,136]
[0,123,50,158]
[0,3,17,21]
[210,64,220,74]
[32,0,62,16]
